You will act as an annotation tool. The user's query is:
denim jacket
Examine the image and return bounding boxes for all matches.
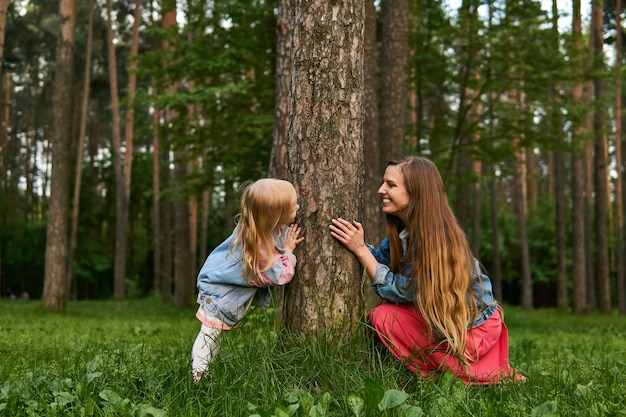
[196,225,296,327]
[367,229,497,329]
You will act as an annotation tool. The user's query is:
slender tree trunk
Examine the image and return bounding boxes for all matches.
[0,0,7,129]
[592,0,611,314]
[199,187,211,265]
[189,187,198,283]
[0,0,8,182]
[161,147,173,303]
[379,0,409,163]
[42,0,77,311]
[455,157,470,229]
[572,148,587,313]
[489,165,503,301]
[510,85,533,310]
[270,0,290,180]
[363,0,384,247]
[554,148,568,309]
[68,0,94,300]
[551,0,568,311]
[581,82,598,312]
[151,81,161,295]
[526,150,538,216]
[174,149,193,308]
[514,150,533,310]
[106,0,128,300]
[471,160,481,257]
[286,0,365,337]
[616,0,626,315]
[25,87,36,219]
[160,0,177,304]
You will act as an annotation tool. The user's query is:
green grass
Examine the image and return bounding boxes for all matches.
[1,297,625,416]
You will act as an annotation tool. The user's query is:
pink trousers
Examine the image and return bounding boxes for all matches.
[369,303,521,385]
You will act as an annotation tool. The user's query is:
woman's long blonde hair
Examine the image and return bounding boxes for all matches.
[233,178,297,281]
[385,156,480,361]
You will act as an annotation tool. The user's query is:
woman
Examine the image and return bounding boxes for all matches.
[329,156,523,384]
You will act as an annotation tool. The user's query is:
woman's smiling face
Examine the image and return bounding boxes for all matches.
[378,165,410,220]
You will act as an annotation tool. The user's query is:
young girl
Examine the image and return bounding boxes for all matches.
[330,156,524,384]
[191,178,304,382]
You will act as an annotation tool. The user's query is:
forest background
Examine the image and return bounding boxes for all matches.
[0,0,625,319]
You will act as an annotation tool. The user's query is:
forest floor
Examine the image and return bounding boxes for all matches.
[1,297,625,416]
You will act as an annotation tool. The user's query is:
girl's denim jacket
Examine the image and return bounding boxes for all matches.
[196,225,296,327]
[367,230,497,330]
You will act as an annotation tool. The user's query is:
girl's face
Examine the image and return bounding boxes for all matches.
[279,199,299,225]
[378,165,410,220]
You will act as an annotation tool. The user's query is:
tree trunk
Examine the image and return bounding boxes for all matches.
[471,160,481,258]
[0,0,8,299]
[513,150,533,310]
[363,0,384,246]
[106,0,128,300]
[269,0,290,181]
[151,80,161,295]
[592,0,611,314]
[285,0,365,337]
[554,148,568,310]
[125,0,140,198]
[173,149,193,308]
[551,0,568,311]
[379,0,409,163]
[616,0,626,315]
[161,147,173,303]
[584,81,596,312]
[68,0,94,300]
[160,0,177,304]
[199,187,211,266]
[489,165,503,301]
[510,87,532,310]
[42,0,77,311]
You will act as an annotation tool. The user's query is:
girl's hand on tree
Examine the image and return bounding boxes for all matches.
[283,224,304,252]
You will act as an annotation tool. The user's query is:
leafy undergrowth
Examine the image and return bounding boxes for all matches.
[1,297,625,416]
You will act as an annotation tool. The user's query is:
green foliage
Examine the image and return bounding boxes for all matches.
[1,300,626,416]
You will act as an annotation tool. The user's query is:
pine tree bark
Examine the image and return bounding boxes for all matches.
[616,0,626,315]
[584,81,596,312]
[160,0,177,304]
[0,0,9,207]
[151,80,161,295]
[591,0,611,314]
[42,0,77,311]
[285,0,365,337]
[68,0,94,300]
[379,0,408,163]
[173,149,193,308]
[270,0,291,181]
[363,0,384,246]
[106,0,128,300]
[161,146,173,303]
[488,165,503,301]
[123,0,140,205]
[551,0,568,311]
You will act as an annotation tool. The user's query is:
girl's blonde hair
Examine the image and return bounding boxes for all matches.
[234,178,297,280]
[385,156,481,362]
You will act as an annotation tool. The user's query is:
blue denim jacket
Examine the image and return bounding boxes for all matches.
[196,225,295,327]
[367,230,497,329]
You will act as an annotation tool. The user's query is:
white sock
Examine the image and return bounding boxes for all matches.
[191,324,221,378]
